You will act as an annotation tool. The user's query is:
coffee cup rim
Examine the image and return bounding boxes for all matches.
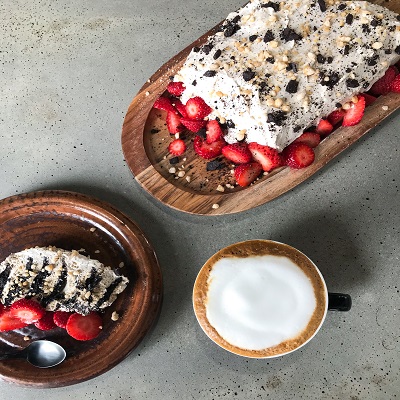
[193,239,329,359]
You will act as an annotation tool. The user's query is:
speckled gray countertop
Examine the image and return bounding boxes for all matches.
[0,0,399,399]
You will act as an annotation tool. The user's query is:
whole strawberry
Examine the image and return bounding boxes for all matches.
[391,74,400,93]
[369,66,398,96]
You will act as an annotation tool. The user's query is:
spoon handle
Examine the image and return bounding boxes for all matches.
[0,349,27,360]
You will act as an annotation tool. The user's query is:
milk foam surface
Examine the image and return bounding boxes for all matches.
[206,255,317,350]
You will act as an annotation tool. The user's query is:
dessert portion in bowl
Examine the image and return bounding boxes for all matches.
[152,0,400,188]
[0,246,128,341]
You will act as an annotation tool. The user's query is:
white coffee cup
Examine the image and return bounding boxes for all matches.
[193,239,351,358]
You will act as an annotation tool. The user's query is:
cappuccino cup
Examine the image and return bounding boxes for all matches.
[193,240,351,358]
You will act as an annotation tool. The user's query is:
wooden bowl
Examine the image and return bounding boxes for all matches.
[121,0,400,215]
[0,190,162,387]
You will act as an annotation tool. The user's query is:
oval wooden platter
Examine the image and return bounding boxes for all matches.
[0,190,163,387]
[121,0,400,216]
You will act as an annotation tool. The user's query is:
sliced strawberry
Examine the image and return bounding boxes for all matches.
[180,118,207,132]
[360,93,377,106]
[315,119,333,137]
[327,109,345,126]
[166,81,185,97]
[369,66,398,96]
[293,132,321,148]
[206,120,224,144]
[342,95,366,127]
[168,139,186,156]
[153,96,176,114]
[0,310,28,332]
[53,311,73,329]
[9,299,45,324]
[193,136,226,159]
[234,163,263,187]
[247,142,283,172]
[185,97,212,120]
[172,98,188,118]
[34,312,56,331]
[222,143,252,164]
[282,143,315,169]
[166,111,184,134]
[390,74,400,93]
[66,312,103,341]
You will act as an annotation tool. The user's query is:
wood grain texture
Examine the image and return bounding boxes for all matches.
[0,191,163,387]
[121,0,400,215]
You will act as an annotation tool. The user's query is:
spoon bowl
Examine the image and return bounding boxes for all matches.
[0,340,66,368]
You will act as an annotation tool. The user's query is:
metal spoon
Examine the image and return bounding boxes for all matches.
[0,340,66,368]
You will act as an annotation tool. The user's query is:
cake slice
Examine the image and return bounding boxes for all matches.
[174,0,400,151]
[0,246,129,315]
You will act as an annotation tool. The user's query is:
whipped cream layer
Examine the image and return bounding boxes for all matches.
[205,255,317,351]
[176,0,400,150]
[0,246,129,315]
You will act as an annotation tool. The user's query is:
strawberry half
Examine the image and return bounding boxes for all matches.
[293,132,321,148]
[53,311,73,329]
[180,118,207,132]
[66,312,103,341]
[166,81,185,97]
[369,66,398,96]
[193,135,226,159]
[10,299,46,324]
[34,311,56,331]
[153,96,177,114]
[247,142,283,172]
[172,98,188,118]
[168,139,186,156]
[361,93,377,106]
[206,120,224,144]
[315,119,333,137]
[166,111,184,134]
[222,143,252,164]
[0,310,28,332]
[391,74,400,93]
[342,95,366,127]
[282,143,315,169]
[327,109,345,126]
[185,97,212,120]
[234,163,263,187]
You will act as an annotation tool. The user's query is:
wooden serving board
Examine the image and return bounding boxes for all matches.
[121,0,400,215]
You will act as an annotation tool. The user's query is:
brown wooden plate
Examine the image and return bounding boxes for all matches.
[0,190,162,387]
[121,0,400,215]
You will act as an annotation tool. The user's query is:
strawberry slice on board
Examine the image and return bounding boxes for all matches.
[315,119,333,137]
[34,311,57,331]
[293,132,321,148]
[168,139,186,156]
[166,111,184,134]
[282,143,315,169]
[369,66,398,96]
[185,97,212,120]
[342,95,366,127]
[222,143,252,164]
[66,312,103,341]
[390,74,400,93]
[247,142,283,172]
[360,93,377,106]
[153,96,177,114]
[172,98,188,118]
[327,109,345,126]
[193,135,226,159]
[180,118,207,132]
[234,162,263,187]
[53,311,73,329]
[166,81,185,97]
[0,310,29,332]
[9,298,46,324]
[205,120,224,144]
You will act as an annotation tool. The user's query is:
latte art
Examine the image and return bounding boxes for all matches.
[193,240,328,358]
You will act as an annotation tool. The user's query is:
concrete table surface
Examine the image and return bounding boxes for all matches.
[0,0,399,398]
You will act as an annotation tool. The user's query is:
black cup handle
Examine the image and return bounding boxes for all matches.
[328,293,352,311]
